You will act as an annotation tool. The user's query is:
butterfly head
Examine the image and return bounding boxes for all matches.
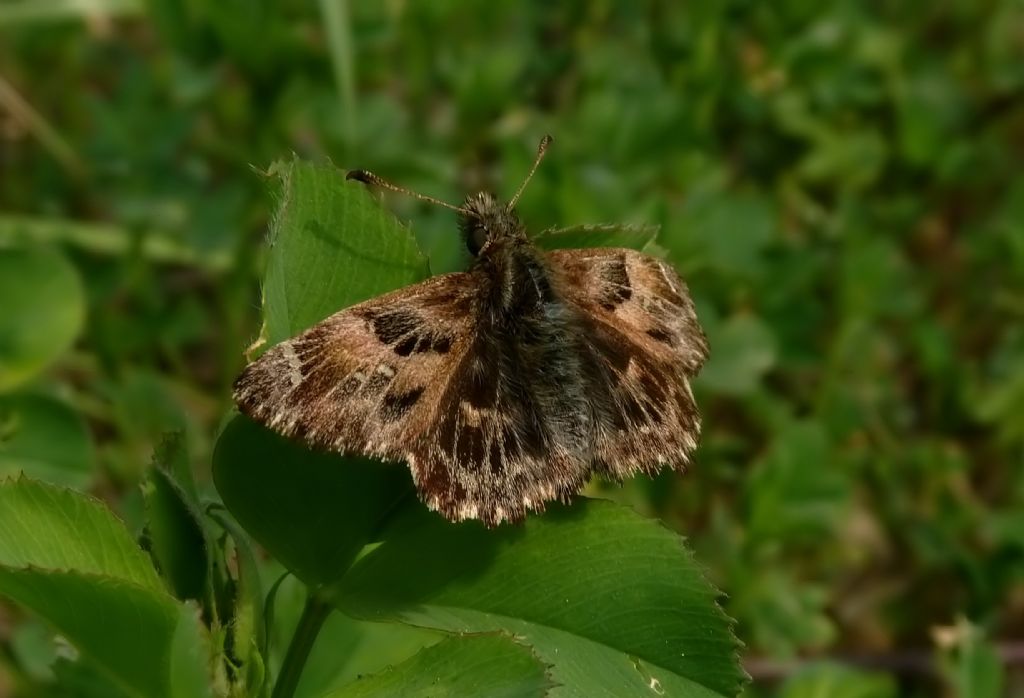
[459,192,524,256]
[458,135,552,256]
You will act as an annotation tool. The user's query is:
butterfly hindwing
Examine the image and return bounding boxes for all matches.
[408,321,592,526]
[548,247,709,479]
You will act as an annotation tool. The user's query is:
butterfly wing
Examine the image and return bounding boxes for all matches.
[548,247,709,479]
[234,272,479,463]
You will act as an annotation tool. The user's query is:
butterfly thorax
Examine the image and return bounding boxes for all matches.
[460,212,595,460]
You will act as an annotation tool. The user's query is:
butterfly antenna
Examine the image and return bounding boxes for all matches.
[346,169,468,214]
[508,134,553,210]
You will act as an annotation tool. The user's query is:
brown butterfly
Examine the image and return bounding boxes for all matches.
[233,136,708,526]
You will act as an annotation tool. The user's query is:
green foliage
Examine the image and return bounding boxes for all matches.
[0,478,211,698]
[335,502,741,696]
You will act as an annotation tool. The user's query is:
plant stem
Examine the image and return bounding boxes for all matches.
[271,592,331,698]
[268,487,414,698]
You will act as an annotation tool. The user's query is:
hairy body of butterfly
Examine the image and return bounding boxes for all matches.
[234,142,708,527]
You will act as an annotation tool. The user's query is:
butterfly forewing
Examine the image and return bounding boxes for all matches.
[234,273,479,461]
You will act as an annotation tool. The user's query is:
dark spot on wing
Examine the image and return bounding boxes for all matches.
[367,309,422,345]
[437,412,457,453]
[456,424,485,468]
[381,386,424,422]
[621,391,649,425]
[394,336,417,356]
[646,327,675,346]
[392,330,453,357]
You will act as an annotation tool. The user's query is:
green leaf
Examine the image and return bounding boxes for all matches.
[261,158,428,346]
[0,391,95,489]
[213,414,412,588]
[333,500,744,698]
[142,468,207,601]
[0,570,176,682]
[1,578,210,698]
[0,478,212,698]
[0,477,162,589]
[52,655,135,698]
[9,617,58,682]
[169,603,215,698]
[324,633,554,698]
[207,506,267,696]
[0,247,85,391]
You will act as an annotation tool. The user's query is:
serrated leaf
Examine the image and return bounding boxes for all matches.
[0,247,85,391]
[324,633,554,698]
[262,158,428,346]
[143,467,208,601]
[332,500,744,698]
[0,391,95,489]
[0,477,163,590]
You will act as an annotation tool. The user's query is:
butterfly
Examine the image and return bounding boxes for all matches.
[233,136,708,526]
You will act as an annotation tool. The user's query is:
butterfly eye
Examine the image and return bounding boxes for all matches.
[462,217,488,256]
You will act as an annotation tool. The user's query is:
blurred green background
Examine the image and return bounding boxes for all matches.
[1,1,1023,696]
